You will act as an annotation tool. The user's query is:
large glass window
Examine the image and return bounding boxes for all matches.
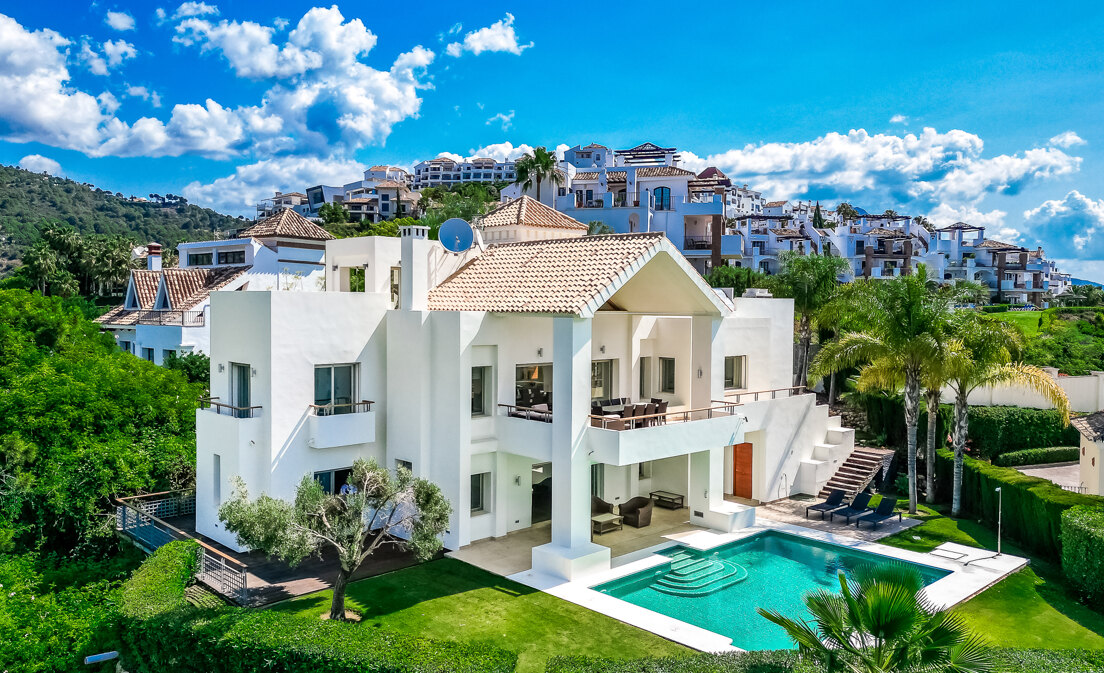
[725,355,747,390]
[142,347,155,362]
[472,366,490,416]
[313,467,353,495]
[188,252,213,266]
[231,362,251,418]
[515,364,553,408]
[217,250,246,265]
[471,473,489,514]
[315,364,356,415]
[591,359,613,401]
[659,357,675,394]
[654,187,671,211]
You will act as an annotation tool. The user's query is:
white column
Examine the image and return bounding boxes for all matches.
[690,314,722,409]
[531,316,610,579]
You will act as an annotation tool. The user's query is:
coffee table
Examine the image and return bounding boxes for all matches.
[649,490,685,509]
[591,512,623,535]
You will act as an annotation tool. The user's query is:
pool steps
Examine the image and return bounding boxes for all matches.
[652,551,749,597]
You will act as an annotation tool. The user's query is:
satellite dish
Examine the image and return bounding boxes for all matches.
[439,218,474,253]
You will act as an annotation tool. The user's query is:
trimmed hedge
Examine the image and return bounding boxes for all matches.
[119,541,517,673]
[993,446,1080,467]
[934,450,1104,559]
[1061,505,1104,609]
[546,649,1104,673]
[859,394,1078,459]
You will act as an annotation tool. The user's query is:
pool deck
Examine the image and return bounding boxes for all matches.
[506,518,1027,653]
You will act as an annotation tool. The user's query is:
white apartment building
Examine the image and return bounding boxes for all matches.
[195,222,855,581]
[96,211,332,364]
[256,192,309,219]
[412,156,516,190]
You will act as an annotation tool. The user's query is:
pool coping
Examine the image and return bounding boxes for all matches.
[506,519,1027,653]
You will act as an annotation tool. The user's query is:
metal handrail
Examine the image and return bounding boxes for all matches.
[498,403,553,423]
[308,400,374,416]
[588,402,743,430]
[713,385,807,405]
[133,309,206,326]
[199,397,262,418]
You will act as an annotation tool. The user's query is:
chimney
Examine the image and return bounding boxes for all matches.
[147,242,162,271]
[399,224,429,311]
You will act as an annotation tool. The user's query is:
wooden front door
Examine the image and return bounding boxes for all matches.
[732,443,753,500]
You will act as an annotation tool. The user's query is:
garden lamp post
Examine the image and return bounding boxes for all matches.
[995,486,1002,556]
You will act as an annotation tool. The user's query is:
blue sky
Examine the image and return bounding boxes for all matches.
[1,1,1102,280]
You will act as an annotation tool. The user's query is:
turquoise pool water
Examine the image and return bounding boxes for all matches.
[592,531,949,650]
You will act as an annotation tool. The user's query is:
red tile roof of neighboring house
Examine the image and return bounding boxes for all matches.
[95,266,248,325]
[765,201,788,207]
[239,209,335,241]
[1073,412,1104,442]
[481,196,587,231]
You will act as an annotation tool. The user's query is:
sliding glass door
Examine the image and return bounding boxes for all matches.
[315,364,356,415]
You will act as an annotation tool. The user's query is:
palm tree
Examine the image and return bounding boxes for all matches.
[812,267,951,514]
[513,147,563,202]
[759,565,992,673]
[774,251,850,387]
[943,313,1070,516]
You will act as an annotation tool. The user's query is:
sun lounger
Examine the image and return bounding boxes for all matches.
[856,497,902,529]
[829,492,873,523]
[805,489,846,519]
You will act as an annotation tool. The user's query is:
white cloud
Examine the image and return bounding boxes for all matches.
[890,114,908,124]
[1021,190,1104,259]
[174,2,219,19]
[97,91,121,114]
[105,11,135,32]
[486,110,514,131]
[446,13,532,57]
[155,8,167,22]
[1049,131,1085,148]
[182,155,365,215]
[126,85,163,107]
[102,39,138,66]
[18,154,61,175]
[79,41,109,76]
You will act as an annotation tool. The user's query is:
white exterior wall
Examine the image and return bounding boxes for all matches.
[941,370,1104,414]
[1081,437,1103,496]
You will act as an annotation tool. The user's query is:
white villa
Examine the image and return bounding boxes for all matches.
[412,155,516,190]
[96,210,332,364]
[195,215,857,581]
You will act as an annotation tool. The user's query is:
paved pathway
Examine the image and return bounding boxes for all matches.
[1017,461,1081,490]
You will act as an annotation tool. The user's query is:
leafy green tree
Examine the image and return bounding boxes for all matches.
[758,565,991,673]
[587,220,615,235]
[836,202,860,221]
[812,268,952,514]
[219,459,451,621]
[164,351,211,392]
[942,313,1070,516]
[705,265,769,298]
[772,251,850,386]
[318,202,348,225]
[513,146,563,202]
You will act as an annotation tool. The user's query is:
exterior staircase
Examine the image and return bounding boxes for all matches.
[818,447,894,499]
[653,550,748,597]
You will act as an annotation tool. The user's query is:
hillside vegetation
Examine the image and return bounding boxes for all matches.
[0,164,244,274]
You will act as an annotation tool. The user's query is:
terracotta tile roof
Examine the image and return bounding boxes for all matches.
[369,165,405,172]
[866,227,908,238]
[427,233,667,314]
[481,196,587,231]
[582,143,609,150]
[977,239,1022,250]
[769,228,808,239]
[618,142,675,154]
[1073,412,1104,442]
[606,170,627,182]
[239,209,335,241]
[765,200,788,207]
[635,166,696,178]
[274,191,306,198]
[131,270,162,308]
[937,221,984,232]
[573,171,601,181]
[374,180,408,189]
[95,266,247,325]
[428,156,457,164]
[697,167,728,180]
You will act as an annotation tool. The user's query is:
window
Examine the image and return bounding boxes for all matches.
[314,467,353,494]
[163,349,177,362]
[659,357,675,394]
[315,364,357,415]
[142,347,155,362]
[348,267,365,292]
[725,355,747,390]
[591,359,613,401]
[639,356,652,398]
[381,193,390,201]
[188,252,213,266]
[231,362,251,418]
[855,241,865,256]
[119,340,131,354]
[471,472,489,513]
[212,454,221,503]
[396,459,412,472]
[515,364,553,408]
[654,187,671,211]
[590,463,604,498]
[218,250,246,265]
[638,461,653,480]
[471,366,490,416]
[389,267,401,309]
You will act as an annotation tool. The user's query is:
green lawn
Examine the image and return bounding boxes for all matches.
[992,310,1044,337]
[881,504,1104,649]
[269,558,689,672]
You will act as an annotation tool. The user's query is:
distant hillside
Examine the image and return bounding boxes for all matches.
[1073,278,1103,288]
[0,164,246,274]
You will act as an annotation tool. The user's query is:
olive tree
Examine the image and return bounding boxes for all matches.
[219,458,451,620]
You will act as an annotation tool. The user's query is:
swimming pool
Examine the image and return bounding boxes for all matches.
[591,530,950,650]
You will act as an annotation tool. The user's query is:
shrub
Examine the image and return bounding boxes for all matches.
[546,649,1104,673]
[1061,506,1104,609]
[935,450,1104,559]
[119,541,517,673]
[982,304,1010,313]
[993,446,1079,467]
